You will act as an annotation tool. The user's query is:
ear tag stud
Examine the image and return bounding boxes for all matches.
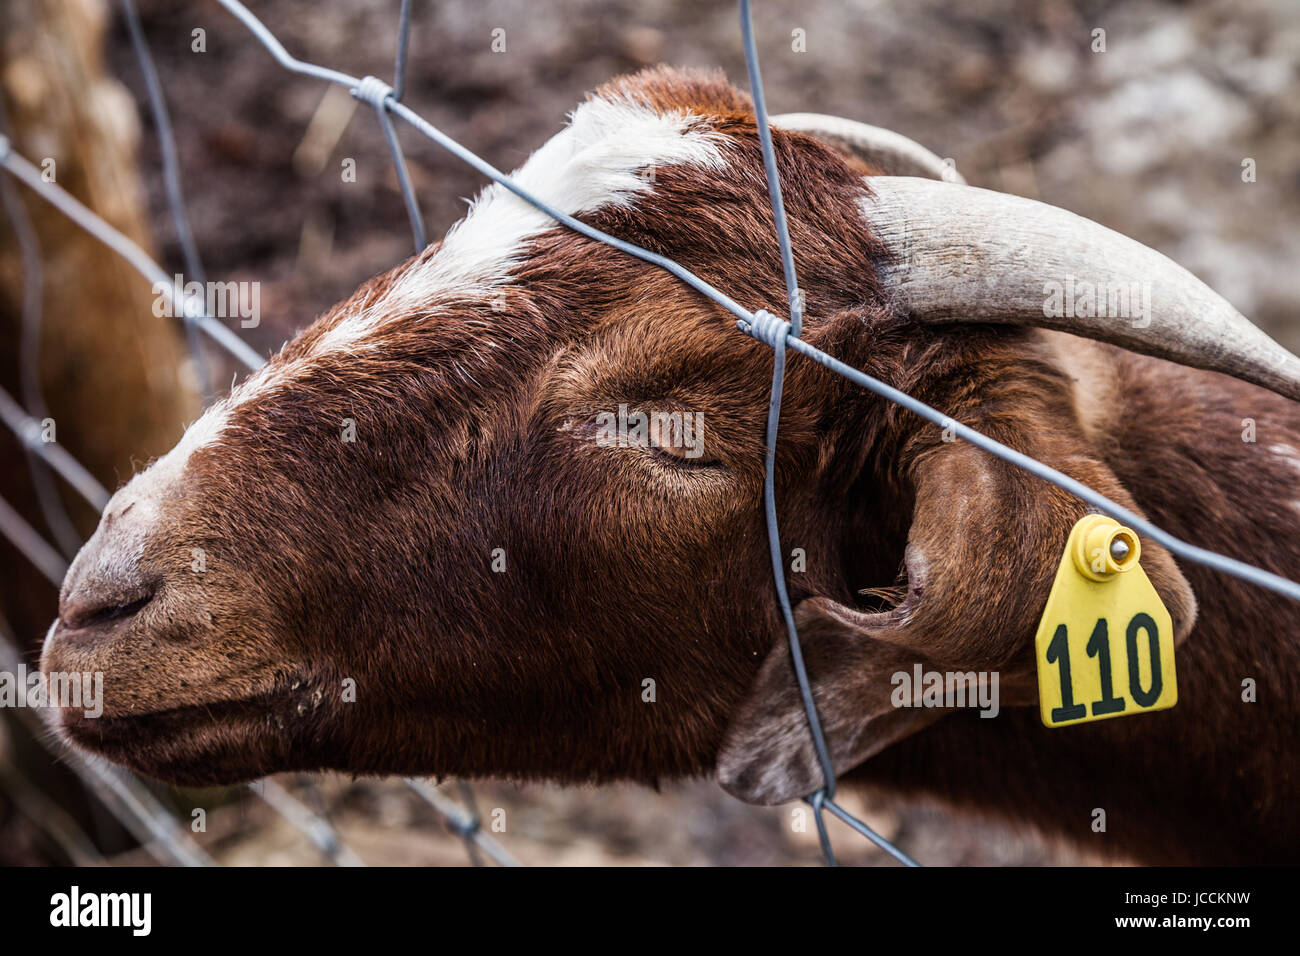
[1034,514,1177,728]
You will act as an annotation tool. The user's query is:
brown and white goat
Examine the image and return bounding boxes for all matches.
[42,68,1300,864]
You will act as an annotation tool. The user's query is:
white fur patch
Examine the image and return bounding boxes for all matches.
[312,94,727,355]
[1269,443,1300,467]
[109,399,232,514]
[1268,444,1300,515]
[144,93,727,476]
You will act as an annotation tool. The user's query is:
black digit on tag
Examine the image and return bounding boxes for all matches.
[1046,623,1086,723]
[1086,618,1126,716]
[1126,612,1162,707]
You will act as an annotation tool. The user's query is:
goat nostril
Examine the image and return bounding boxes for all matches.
[60,586,157,631]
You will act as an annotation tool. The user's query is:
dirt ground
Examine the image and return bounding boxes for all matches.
[5,0,1297,865]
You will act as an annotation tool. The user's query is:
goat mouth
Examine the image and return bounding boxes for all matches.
[59,685,312,786]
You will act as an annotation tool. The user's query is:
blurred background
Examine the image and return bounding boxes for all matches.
[0,0,1295,865]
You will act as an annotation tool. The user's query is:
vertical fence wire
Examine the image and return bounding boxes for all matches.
[739,0,920,867]
[120,0,213,403]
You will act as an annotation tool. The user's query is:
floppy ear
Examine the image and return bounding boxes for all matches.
[716,437,1198,806]
[714,590,956,806]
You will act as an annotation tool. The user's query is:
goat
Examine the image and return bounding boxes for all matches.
[41,67,1300,865]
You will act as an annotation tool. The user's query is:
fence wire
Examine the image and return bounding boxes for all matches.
[0,0,1297,868]
[121,0,213,403]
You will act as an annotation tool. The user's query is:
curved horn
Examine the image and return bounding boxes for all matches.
[862,177,1300,402]
[772,112,964,184]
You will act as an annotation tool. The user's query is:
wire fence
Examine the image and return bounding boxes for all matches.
[1,0,1298,868]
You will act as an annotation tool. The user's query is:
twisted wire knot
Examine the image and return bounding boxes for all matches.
[450,814,481,838]
[739,309,792,349]
[352,75,395,110]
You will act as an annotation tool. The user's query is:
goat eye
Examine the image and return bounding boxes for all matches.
[646,413,716,467]
[647,443,721,469]
[566,410,719,469]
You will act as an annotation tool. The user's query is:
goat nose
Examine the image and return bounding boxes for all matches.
[59,581,157,632]
[57,497,160,635]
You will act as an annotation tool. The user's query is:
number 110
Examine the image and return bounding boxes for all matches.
[1045,613,1163,722]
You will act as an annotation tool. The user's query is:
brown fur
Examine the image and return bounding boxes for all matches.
[41,67,1299,864]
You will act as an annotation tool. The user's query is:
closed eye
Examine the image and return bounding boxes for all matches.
[563,411,724,470]
[646,418,722,468]
[647,442,724,469]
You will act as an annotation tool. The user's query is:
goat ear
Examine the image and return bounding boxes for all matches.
[717,440,1197,806]
[715,595,952,805]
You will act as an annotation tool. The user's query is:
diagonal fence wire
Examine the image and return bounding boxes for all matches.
[0,492,70,588]
[254,778,366,866]
[0,617,215,866]
[0,385,112,512]
[1,0,1297,867]
[0,136,263,373]
[404,779,520,867]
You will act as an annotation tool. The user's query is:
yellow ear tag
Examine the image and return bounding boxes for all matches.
[1034,514,1177,728]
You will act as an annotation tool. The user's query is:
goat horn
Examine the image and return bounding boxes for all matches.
[772,112,965,184]
[862,177,1300,402]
